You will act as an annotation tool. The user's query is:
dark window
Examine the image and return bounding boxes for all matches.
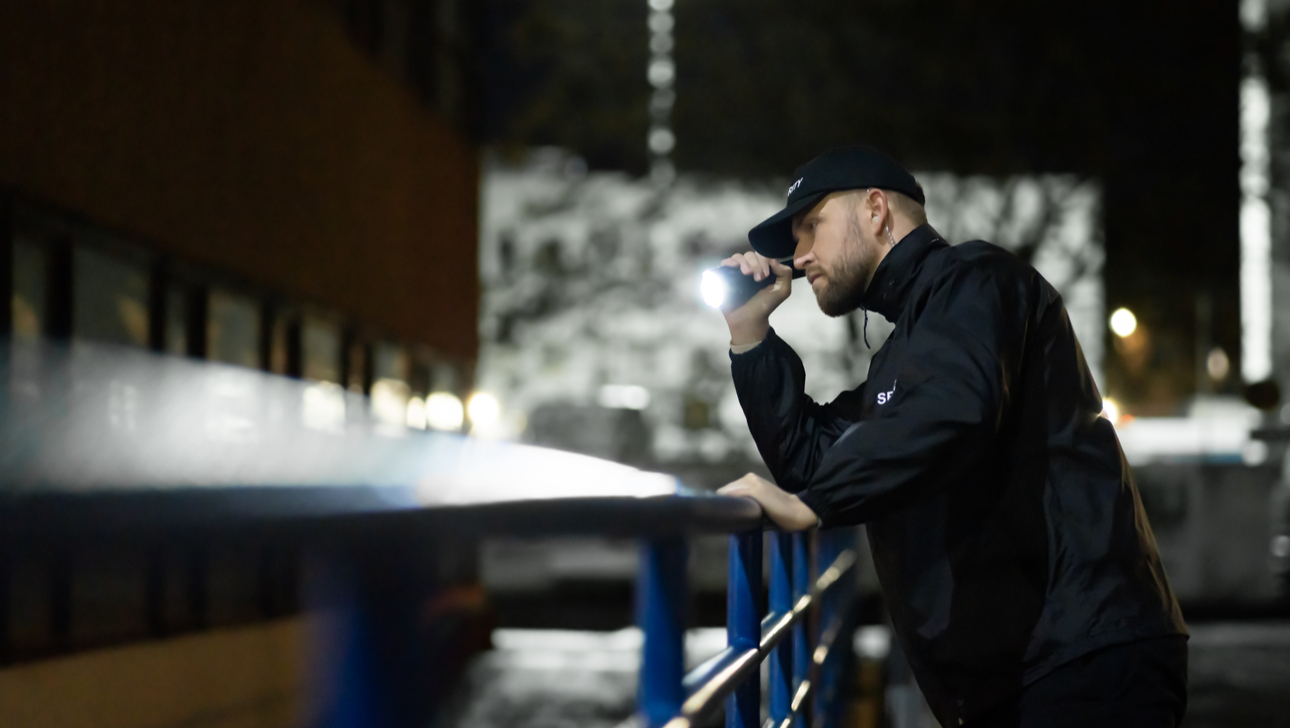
[11,236,47,340]
[72,246,150,348]
[207,289,260,368]
[302,316,341,384]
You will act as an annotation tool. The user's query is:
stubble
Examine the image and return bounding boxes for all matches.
[813,212,878,318]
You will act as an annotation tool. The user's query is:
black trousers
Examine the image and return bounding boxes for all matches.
[964,636,1188,728]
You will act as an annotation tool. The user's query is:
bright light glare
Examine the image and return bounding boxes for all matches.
[1109,308,1137,338]
[701,270,727,309]
[425,392,464,431]
[467,392,501,428]
[406,396,427,430]
[1101,398,1120,423]
[599,384,651,410]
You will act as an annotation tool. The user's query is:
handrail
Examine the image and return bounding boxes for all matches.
[0,340,861,728]
[0,339,765,542]
[637,528,859,728]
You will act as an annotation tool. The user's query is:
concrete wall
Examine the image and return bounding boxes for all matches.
[0,0,479,361]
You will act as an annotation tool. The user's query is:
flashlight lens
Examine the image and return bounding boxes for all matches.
[701,269,727,308]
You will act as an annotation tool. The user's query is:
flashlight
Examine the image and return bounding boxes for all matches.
[701,262,805,309]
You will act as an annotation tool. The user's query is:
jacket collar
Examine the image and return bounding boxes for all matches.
[859,224,948,320]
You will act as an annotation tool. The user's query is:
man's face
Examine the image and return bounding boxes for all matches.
[791,192,883,317]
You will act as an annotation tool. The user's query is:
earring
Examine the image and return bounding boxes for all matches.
[886,226,896,246]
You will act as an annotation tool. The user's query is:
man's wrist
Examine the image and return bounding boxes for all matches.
[727,319,770,347]
[788,494,819,531]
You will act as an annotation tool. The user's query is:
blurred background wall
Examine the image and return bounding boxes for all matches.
[0,0,479,361]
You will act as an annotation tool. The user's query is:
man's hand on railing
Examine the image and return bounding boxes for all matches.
[717,473,819,531]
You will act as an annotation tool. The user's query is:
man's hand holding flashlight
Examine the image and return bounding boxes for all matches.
[720,253,794,347]
[718,473,818,531]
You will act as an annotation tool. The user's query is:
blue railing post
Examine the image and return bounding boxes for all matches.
[791,531,810,728]
[307,544,443,728]
[726,530,762,728]
[768,532,793,725]
[637,537,689,728]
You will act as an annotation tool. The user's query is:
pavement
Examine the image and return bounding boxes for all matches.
[1185,621,1290,728]
[444,621,1290,728]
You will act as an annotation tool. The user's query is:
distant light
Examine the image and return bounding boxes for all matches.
[853,625,892,661]
[1207,347,1231,382]
[406,396,427,430]
[647,58,674,88]
[1101,398,1120,423]
[426,392,465,431]
[647,13,674,36]
[1242,439,1269,466]
[302,382,346,434]
[650,160,676,186]
[599,384,651,410]
[701,269,728,308]
[647,0,674,10]
[1109,308,1137,338]
[648,127,675,154]
[467,392,501,428]
[371,378,410,428]
[1241,73,1274,382]
[1273,534,1290,559]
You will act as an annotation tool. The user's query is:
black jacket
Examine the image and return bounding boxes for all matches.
[731,225,1186,726]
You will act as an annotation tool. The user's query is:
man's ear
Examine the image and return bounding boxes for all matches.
[866,189,889,234]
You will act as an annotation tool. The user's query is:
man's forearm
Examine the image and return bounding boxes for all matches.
[730,329,824,494]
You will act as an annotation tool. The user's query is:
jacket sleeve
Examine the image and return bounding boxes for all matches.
[730,327,869,494]
[796,262,1029,526]
[738,262,1028,526]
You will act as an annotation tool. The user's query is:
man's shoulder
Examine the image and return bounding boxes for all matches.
[932,239,1037,283]
[944,239,1020,264]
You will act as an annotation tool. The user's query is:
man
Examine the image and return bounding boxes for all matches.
[715,146,1187,727]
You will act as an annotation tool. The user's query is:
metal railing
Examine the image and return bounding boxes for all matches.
[637,528,857,728]
[1,339,860,728]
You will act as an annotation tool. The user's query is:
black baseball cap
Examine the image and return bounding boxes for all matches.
[748,146,924,259]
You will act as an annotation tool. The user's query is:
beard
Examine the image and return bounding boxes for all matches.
[813,218,878,317]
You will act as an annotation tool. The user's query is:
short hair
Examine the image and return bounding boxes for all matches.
[886,189,928,226]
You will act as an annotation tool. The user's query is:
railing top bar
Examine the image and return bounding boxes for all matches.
[0,488,767,542]
[1,340,772,540]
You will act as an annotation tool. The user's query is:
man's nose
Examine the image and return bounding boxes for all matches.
[793,241,814,268]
